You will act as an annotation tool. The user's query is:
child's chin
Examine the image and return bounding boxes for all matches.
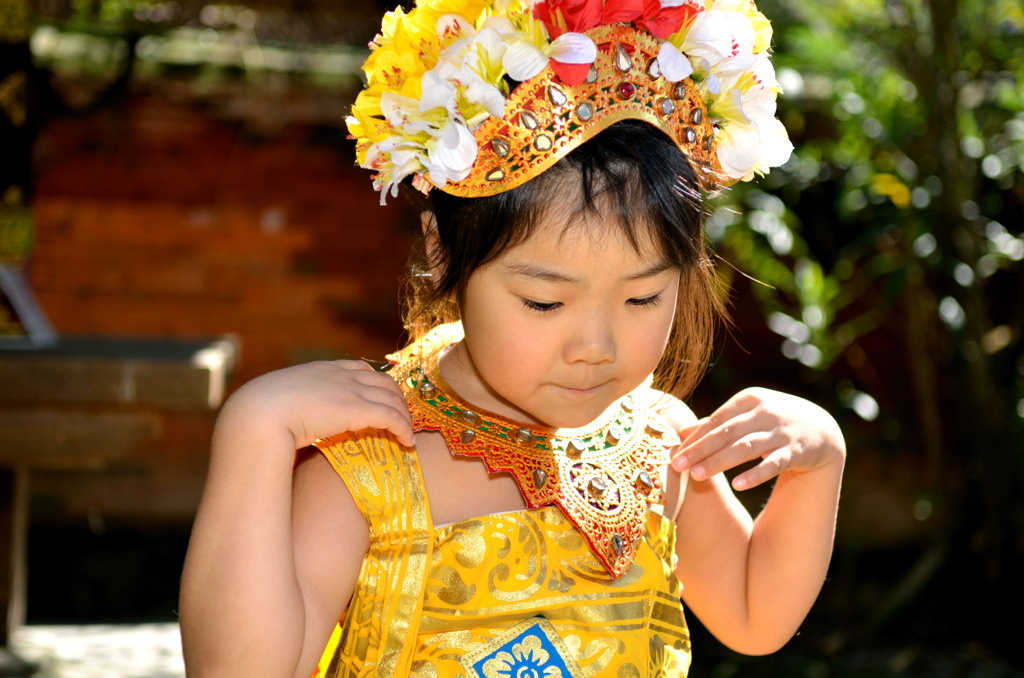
[540,402,620,432]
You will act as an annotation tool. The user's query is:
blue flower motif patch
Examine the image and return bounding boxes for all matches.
[460,617,584,678]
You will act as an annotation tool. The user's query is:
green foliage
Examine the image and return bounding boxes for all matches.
[712,0,1024,422]
[708,0,1024,650]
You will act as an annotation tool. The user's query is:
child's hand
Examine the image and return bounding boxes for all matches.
[670,387,845,491]
[224,360,415,449]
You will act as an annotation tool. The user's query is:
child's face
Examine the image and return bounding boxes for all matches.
[440,200,680,429]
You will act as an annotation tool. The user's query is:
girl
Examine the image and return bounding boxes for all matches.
[180,1,845,676]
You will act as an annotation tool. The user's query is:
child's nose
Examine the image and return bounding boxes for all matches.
[564,316,616,365]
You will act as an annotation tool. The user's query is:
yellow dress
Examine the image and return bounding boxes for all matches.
[312,326,691,677]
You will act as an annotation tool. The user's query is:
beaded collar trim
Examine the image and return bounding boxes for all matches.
[389,323,680,578]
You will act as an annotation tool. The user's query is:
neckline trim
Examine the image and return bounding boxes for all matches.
[390,323,680,578]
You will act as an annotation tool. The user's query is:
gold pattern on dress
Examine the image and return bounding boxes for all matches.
[312,433,434,677]
[310,326,692,676]
[390,323,679,578]
[420,510,690,674]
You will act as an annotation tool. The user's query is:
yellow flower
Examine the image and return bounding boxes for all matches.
[747,7,772,54]
[364,45,428,100]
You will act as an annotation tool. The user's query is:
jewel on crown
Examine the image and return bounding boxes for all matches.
[347,0,794,204]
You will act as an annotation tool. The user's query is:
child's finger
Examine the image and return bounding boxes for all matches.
[354,400,415,447]
[673,417,709,447]
[672,424,735,472]
[354,382,415,415]
[673,411,759,472]
[677,392,759,447]
[686,431,781,480]
[349,365,406,392]
[730,446,794,490]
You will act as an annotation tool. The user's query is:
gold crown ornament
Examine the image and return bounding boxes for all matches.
[347,0,794,204]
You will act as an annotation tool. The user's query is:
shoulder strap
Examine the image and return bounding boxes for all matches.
[312,431,434,676]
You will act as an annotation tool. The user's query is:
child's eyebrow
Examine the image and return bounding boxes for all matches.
[503,262,576,282]
[624,262,675,281]
[502,261,673,283]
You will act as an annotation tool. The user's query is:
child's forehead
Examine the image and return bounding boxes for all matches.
[514,201,665,260]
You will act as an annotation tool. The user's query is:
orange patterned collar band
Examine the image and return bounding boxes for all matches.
[389,323,680,578]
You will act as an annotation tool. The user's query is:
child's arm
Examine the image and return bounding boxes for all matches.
[179,360,414,678]
[665,387,845,655]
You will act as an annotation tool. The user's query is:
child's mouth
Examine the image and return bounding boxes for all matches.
[560,383,606,396]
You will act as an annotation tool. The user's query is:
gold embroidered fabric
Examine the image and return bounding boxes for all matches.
[391,323,681,578]
[312,326,692,676]
[313,432,434,676]
[313,431,690,677]
[416,507,690,677]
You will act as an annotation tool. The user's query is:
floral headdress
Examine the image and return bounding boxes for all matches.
[348,0,793,204]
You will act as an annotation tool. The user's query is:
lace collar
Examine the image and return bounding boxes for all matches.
[389,323,679,578]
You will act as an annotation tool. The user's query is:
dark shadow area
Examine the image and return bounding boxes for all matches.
[26,524,188,624]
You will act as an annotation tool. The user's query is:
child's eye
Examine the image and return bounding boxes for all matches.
[521,299,562,312]
[627,294,663,308]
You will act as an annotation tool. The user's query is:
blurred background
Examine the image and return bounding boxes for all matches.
[0,0,1021,675]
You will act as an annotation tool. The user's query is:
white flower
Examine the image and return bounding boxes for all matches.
[365,135,423,204]
[716,118,760,179]
[433,22,509,123]
[503,39,548,81]
[697,57,721,94]
[436,12,475,45]
[749,51,781,92]
[657,41,694,82]
[456,27,510,118]
[422,119,478,187]
[715,55,779,129]
[551,32,598,65]
[503,31,596,82]
[418,70,459,115]
[757,116,794,169]
[717,116,792,180]
[371,80,478,198]
[679,9,737,65]
[714,74,792,181]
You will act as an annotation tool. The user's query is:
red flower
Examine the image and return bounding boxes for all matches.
[534,0,602,38]
[600,0,644,24]
[551,62,591,84]
[532,0,697,85]
[635,0,698,39]
[536,0,697,41]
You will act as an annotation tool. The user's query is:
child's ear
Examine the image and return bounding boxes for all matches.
[420,210,443,282]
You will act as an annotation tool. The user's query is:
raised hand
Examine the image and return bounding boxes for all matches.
[671,387,845,491]
[224,360,415,449]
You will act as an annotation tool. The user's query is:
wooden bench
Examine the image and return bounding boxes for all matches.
[0,334,235,674]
